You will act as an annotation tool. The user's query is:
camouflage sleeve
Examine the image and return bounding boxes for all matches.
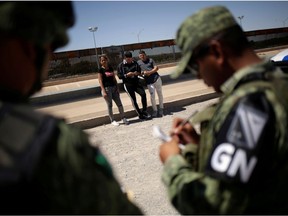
[162,151,248,214]
[34,121,142,214]
[161,145,219,214]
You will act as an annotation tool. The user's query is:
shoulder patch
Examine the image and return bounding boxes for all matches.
[227,103,268,149]
[206,98,269,184]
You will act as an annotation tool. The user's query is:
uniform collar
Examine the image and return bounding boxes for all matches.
[220,59,274,95]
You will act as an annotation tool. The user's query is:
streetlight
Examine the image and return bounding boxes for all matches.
[88,26,100,69]
[137,28,144,43]
[238,16,244,28]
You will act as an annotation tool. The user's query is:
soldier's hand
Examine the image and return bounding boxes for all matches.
[159,136,181,163]
[171,117,200,145]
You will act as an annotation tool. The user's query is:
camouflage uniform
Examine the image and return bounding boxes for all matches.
[162,60,288,214]
[162,6,288,214]
[0,2,142,214]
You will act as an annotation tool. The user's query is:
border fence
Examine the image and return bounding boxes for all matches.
[48,27,288,80]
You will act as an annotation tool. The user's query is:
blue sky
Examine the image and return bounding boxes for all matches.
[56,1,288,52]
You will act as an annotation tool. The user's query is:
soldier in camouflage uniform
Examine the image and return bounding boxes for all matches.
[159,5,288,214]
[0,2,142,214]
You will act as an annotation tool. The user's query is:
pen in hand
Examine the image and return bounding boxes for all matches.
[153,111,198,150]
[153,125,186,150]
[173,110,198,150]
[172,110,198,142]
[176,110,197,129]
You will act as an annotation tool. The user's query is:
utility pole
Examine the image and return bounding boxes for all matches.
[88,26,100,69]
[137,28,144,43]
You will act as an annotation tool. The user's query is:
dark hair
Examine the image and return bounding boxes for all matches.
[139,50,146,55]
[99,54,108,60]
[124,51,132,58]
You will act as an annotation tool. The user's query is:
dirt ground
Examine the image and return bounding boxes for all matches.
[85,98,219,215]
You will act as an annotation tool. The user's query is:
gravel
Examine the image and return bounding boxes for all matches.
[85,98,219,215]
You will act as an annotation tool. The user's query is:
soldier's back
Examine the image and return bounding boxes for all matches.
[0,101,142,214]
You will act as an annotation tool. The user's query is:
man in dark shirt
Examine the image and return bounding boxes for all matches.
[117,51,151,120]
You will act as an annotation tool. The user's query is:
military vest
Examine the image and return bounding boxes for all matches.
[0,101,60,213]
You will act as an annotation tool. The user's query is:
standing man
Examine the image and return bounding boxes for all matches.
[138,50,164,118]
[117,51,151,120]
[0,2,142,214]
[159,5,288,214]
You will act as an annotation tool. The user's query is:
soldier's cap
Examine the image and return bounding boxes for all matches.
[172,6,238,79]
[0,2,75,50]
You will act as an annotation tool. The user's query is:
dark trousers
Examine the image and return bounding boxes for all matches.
[124,82,147,116]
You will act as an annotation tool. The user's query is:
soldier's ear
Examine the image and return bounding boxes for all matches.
[20,40,37,62]
[209,40,224,65]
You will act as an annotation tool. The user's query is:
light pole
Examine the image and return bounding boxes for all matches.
[137,28,144,43]
[88,26,100,69]
[238,16,244,28]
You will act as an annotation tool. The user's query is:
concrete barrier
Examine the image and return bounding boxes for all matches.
[30,69,193,106]
[72,91,220,129]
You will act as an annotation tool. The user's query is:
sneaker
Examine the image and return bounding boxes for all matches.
[152,111,158,118]
[122,118,129,125]
[158,108,164,117]
[139,114,151,120]
[142,111,151,119]
[111,120,120,126]
[138,115,146,120]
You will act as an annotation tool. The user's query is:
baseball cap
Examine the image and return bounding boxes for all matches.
[171,6,238,79]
